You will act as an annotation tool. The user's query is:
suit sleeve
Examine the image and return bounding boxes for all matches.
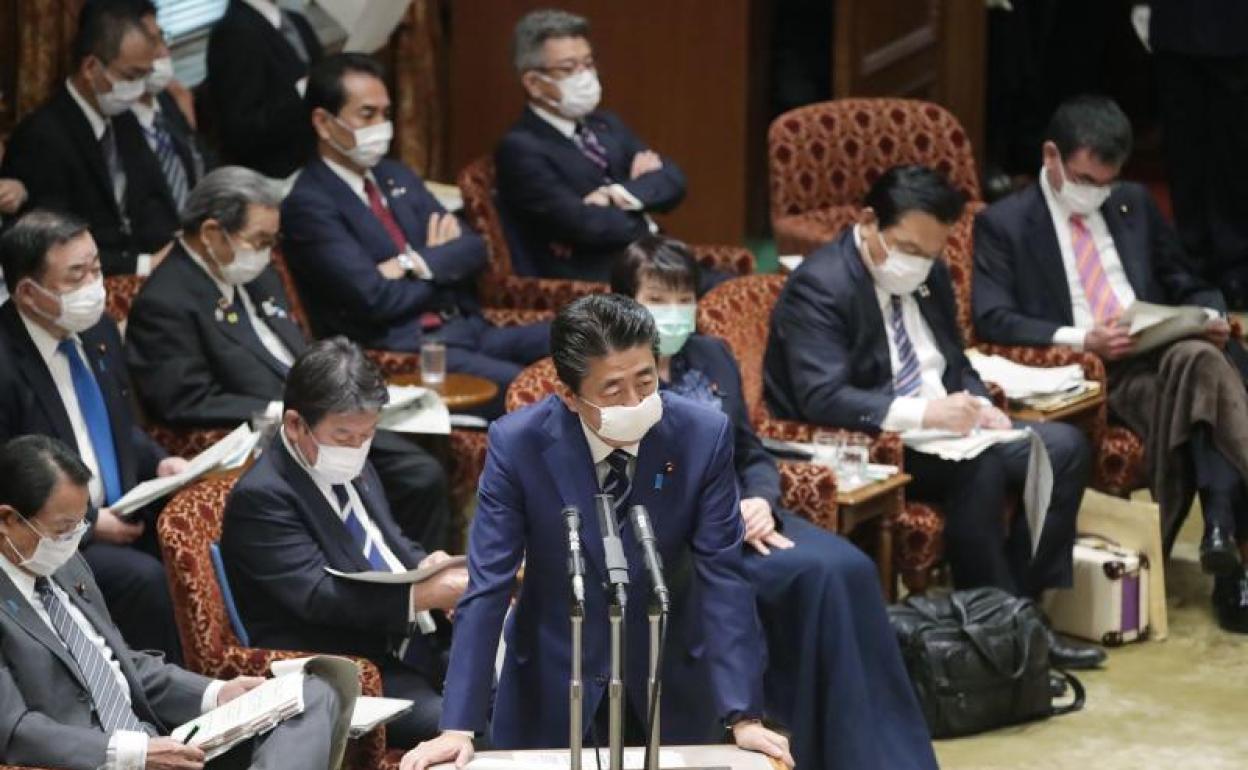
[282,190,441,324]
[609,115,687,213]
[222,484,412,634]
[711,340,781,508]
[0,646,109,770]
[693,415,764,721]
[1142,192,1226,311]
[773,272,896,429]
[439,423,527,733]
[125,293,272,426]
[972,209,1064,346]
[400,176,488,285]
[495,136,649,252]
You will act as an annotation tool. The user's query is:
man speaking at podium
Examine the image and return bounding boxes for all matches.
[403,295,793,769]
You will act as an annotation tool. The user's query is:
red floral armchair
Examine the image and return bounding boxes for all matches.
[768,98,981,256]
[503,358,841,532]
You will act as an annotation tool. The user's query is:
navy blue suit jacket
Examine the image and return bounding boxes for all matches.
[973,181,1226,348]
[495,108,686,281]
[764,229,987,430]
[281,157,488,352]
[440,393,763,746]
[221,437,428,662]
[671,335,781,510]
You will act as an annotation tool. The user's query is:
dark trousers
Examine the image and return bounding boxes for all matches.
[369,430,452,552]
[904,420,1090,597]
[438,316,551,418]
[377,657,444,748]
[82,541,183,663]
[1156,50,1248,304]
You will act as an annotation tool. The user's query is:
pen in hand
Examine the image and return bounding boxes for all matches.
[181,724,201,745]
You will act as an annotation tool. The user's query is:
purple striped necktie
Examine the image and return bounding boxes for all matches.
[573,123,610,173]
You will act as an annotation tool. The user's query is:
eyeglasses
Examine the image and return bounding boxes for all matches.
[536,59,597,78]
[23,518,89,544]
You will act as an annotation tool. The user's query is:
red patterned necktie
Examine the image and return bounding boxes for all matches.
[363,178,441,330]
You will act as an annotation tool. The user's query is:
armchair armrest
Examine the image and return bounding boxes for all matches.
[480,275,607,311]
[690,244,756,277]
[481,308,556,327]
[976,342,1107,383]
[777,459,838,531]
[365,350,422,377]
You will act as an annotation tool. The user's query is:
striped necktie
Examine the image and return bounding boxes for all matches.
[889,295,923,397]
[1069,214,1123,324]
[333,484,391,571]
[278,11,310,64]
[99,124,127,216]
[573,123,610,174]
[143,113,189,211]
[600,449,632,523]
[34,578,146,733]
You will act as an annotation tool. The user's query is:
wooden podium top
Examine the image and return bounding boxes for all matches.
[432,745,783,769]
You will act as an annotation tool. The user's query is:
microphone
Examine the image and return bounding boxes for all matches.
[562,506,586,606]
[628,505,671,614]
[595,494,630,608]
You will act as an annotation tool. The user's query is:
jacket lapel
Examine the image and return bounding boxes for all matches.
[0,567,89,692]
[522,108,612,189]
[540,400,608,580]
[374,165,425,247]
[1025,185,1076,325]
[52,87,122,219]
[310,159,405,262]
[272,439,373,571]
[1100,190,1146,296]
[842,242,894,380]
[0,304,78,444]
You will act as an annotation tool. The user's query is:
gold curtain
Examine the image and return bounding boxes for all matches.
[387,0,447,180]
[15,0,82,119]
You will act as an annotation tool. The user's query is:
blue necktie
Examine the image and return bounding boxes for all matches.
[889,295,923,397]
[333,484,390,571]
[58,339,122,504]
[600,449,632,522]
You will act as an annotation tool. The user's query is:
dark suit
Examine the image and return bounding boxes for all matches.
[441,393,763,747]
[0,553,348,770]
[206,0,322,178]
[282,157,549,416]
[221,437,443,746]
[0,302,181,657]
[124,241,453,549]
[668,335,937,770]
[495,108,686,281]
[764,230,1089,595]
[0,85,180,275]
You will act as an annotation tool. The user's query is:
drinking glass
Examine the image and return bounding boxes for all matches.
[420,341,447,388]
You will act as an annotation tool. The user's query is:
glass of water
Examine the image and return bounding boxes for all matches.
[839,435,870,486]
[812,429,843,468]
[420,341,446,389]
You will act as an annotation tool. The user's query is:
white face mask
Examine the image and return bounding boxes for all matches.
[306,431,373,486]
[581,390,663,445]
[331,119,393,169]
[207,234,271,286]
[644,304,697,356]
[542,69,601,119]
[28,278,107,333]
[6,518,87,577]
[865,231,935,296]
[95,68,146,117]
[145,56,175,95]
[1054,161,1112,216]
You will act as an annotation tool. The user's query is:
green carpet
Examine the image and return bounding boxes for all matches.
[934,503,1248,769]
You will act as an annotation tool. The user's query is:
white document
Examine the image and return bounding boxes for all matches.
[380,385,451,436]
[318,0,414,53]
[171,671,306,760]
[349,696,414,738]
[453,750,688,769]
[110,424,258,515]
[1120,300,1211,354]
[965,350,1086,400]
[325,555,466,584]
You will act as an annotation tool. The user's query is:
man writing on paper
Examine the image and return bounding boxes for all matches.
[403,295,793,769]
[0,434,353,770]
[973,95,1248,633]
[763,166,1099,668]
[0,210,186,660]
[221,337,467,748]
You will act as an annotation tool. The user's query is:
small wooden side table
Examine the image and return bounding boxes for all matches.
[388,372,499,413]
[1008,388,1105,424]
[835,472,912,601]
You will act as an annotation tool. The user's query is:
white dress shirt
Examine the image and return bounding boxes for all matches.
[241,0,281,28]
[0,555,222,770]
[180,238,296,368]
[129,97,161,135]
[1038,167,1138,348]
[19,313,109,506]
[579,418,640,487]
[527,104,648,215]
[65,79,154,276]
[852,227,948,432]
[321,157,434,279]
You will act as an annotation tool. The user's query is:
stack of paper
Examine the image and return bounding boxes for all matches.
[380,385,451,435]
[171,669,306,760]
[900,428,1030,461]
[110,424,259,516]
[965,350,1086,401]
[1121,300,1212,355]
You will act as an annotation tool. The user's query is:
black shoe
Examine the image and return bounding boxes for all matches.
[1213,569,1248,634]
[1045,628,1106,670]
[1200,523,1240,576]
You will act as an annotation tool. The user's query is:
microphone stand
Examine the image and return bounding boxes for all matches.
[645,604,663,770]
[596,494,630,770]
[628,505,671,770]
[570,600,584,770]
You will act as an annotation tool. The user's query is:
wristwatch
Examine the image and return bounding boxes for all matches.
[396,253,418,280]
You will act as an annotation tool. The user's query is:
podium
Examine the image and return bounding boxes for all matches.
[431,745,785,769]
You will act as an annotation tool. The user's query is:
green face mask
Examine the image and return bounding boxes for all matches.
[645,303,697,356]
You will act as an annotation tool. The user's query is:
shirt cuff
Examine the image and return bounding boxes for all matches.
[881,396,928,432]
[264,400,284,421]
[407,250,435,280]
[608,184,644,211]
[135,254,153,277]
[1204,307,1223,321]
[108,730,149,770]
[1051,326,1088,350]
[201,679,226,713]
[295,77,308,97]
[407,586,438,634]
[447,730,475,737]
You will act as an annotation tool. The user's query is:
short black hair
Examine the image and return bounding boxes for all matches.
[609,235,700,298]
[0,436,92,520]
[72,0,150,66]
[305,53,387,117]
[862,165,965,229]
[551,294,658,394]
[1045,94,1133,166]
[0,210,92,295]
[284,337,389,428]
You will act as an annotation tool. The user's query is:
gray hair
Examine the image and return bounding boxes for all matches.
[180,166,282,235]
[512,8,590,74]
[283,337,390,428]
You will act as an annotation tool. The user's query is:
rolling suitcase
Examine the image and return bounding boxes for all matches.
[1044,536,1150,646]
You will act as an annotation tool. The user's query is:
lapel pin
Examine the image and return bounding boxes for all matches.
[74,581,87,598]
[1120,204,1129,215]
[214,308,225,322]
[226,312,239,325]
[917,284,931,298]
